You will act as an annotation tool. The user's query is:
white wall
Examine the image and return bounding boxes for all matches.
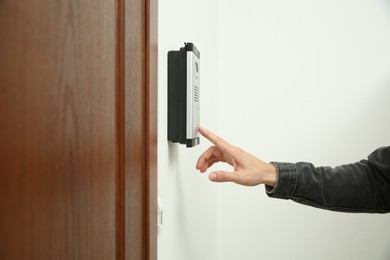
[216,1,390,260]
[159,0,390,259]
[157,0,219,259]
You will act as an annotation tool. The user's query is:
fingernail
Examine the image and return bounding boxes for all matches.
[209,173,217,181]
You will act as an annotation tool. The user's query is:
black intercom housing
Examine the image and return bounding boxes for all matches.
[167,43,200,147]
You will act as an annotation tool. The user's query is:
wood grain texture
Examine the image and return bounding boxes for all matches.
[125,0,147,258]
[125,0,158,258]
[0,1,117,259]
[0,0,158,259]
[115,0,126,259]
[146,0,159,259]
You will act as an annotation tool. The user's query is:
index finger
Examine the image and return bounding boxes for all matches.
[198,126,231,152]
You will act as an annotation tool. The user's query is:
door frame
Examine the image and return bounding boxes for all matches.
[121,0,158,259]
[146,0,158,258]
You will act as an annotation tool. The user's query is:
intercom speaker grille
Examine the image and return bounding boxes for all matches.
[193,85,199,102]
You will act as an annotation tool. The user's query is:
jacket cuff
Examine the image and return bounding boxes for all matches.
[266,162,297,199]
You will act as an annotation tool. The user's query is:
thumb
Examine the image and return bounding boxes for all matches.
[209,171,237,183]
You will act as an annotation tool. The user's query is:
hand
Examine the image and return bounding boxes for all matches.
[196,126,277,187]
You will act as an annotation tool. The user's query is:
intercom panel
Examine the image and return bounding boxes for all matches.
[167,43,200,147]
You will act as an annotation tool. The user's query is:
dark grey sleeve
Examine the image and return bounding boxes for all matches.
[266,146,390,213]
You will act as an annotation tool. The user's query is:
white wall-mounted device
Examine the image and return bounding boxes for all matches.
[157,196,163,234]
[167,43,200,148]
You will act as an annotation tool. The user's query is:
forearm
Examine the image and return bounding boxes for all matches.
[267,147,390,213]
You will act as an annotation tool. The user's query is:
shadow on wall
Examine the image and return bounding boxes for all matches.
[168,142,179,169]
[166,142,195,257]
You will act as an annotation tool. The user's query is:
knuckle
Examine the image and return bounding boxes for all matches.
[230,146,241,159]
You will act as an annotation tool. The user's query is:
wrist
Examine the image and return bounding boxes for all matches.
[262,163,277,187]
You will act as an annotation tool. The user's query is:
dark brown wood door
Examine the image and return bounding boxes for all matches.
[0,0,157,259]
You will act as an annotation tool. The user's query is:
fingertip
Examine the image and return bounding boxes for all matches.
[198,126,207,136]
[195,160,201,170]
[196,159,206,172]
[209,173,217,181]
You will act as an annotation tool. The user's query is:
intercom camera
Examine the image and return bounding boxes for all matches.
[167,42,200,148]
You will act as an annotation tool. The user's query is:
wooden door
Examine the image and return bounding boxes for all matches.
[0,0,157,259]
